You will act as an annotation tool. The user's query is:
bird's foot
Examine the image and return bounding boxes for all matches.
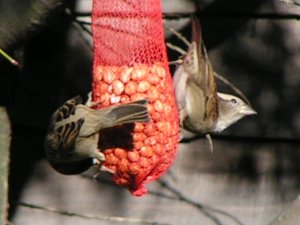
[205,134,214,153]
[92,154,115,180]
[86,91,100,107]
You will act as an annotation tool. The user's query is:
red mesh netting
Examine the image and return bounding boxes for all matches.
[92,0,179,196]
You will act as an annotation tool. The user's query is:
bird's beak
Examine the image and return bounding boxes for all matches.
[241,106,257,115]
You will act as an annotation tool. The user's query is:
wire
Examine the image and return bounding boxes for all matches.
[72,11,300,21]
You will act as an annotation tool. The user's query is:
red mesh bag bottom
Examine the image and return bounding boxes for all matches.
[92,0,179,196]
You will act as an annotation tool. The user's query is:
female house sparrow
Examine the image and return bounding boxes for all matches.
[45,95,150,175]
[173,17,256,136]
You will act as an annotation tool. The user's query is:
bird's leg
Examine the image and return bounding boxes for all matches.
[169,59,183,65]
[205,134,214,152]
[92,151,115,180]
[94,150,106,162]
[93,164,115,180]
[99,165,115,174]
[94,151,115,173]
[85,91,99,107]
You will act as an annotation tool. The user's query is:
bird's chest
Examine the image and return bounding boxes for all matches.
[73,133,99,159]
[183,115,217,134]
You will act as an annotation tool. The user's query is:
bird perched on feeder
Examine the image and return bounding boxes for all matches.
[172,17,256,140]
[45,94,150,175]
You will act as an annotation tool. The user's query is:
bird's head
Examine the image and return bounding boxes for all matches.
[48,158,95,175]
[214,93,257,132]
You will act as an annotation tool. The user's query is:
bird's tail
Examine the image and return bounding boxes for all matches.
[106,99,150,127]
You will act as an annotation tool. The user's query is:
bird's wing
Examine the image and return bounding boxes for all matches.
[185,79,206,128]
[76,99,149,137]
[50,96,82,125]
[46,117,84,159]
[184,16,218,126]
[57,118,84,152]
[173,64,189,112]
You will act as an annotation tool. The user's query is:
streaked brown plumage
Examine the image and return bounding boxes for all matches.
[45,95,150,175]
[173,17,256,136]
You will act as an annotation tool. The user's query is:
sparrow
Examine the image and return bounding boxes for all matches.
[172,17,256,137]
[45,94,150,175]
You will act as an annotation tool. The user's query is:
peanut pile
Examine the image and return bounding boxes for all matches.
[93,62,179,196]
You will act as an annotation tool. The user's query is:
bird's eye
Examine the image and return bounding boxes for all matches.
[231,98,237,104]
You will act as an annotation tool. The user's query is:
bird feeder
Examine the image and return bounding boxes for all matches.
[91,0,179,196]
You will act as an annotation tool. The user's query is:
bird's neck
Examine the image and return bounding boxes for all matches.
[214,99,233,133]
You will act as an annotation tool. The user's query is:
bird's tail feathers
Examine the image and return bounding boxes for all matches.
[108,99,150,126]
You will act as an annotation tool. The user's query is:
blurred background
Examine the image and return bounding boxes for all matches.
[1,0,300,224]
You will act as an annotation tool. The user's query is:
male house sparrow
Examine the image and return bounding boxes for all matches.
[45,95,150,175]
[173,17,256,136]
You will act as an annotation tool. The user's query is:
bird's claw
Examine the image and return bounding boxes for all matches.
[93,165,115,180]
[86,91,100,107]
[92,156,115,181]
